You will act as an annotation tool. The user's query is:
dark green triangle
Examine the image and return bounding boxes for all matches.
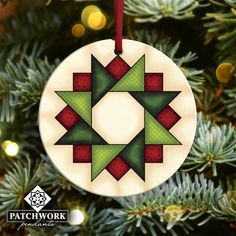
[145,111,180,145]
[120,130,145,180]
[92,145,125,180]
[55,118,107,145]
[92,55,117,106]
[110,56,145,92]
[130,91,180,116]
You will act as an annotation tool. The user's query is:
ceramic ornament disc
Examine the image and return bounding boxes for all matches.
[39,39,197,197]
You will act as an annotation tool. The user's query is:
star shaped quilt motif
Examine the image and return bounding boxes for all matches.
[55,55,181,181]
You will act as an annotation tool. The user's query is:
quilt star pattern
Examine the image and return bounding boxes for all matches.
[55,55,181,181]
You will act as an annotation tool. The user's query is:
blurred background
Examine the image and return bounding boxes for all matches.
[0,0,236,235]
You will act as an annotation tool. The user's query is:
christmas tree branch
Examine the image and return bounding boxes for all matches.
[27,202,113,235]
[183,113,236,176]
[0,156,42,216]
[104,172,224,236]
[0,56,59,122]
[124,0,205,22]
[0,8,62,68]
[38,155,86,199]
[132,30,205,93]
[204,0,236,63]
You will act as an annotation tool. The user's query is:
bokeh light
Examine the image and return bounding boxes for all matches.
[2,140,19,157]
[81,5,106,30]
[72,23,85,38]
[69,209,85,225]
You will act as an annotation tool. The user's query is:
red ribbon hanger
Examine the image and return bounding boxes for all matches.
[114,0,124,53]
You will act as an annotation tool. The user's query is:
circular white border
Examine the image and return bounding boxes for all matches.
[39,39,197,197]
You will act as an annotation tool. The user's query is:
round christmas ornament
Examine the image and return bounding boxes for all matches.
[39,0,197,197]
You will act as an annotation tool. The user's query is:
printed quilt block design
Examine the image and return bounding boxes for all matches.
[55,55,181,181]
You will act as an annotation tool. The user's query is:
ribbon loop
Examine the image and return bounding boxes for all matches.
[114,0,124,53]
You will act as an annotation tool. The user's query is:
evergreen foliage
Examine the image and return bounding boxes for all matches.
[0,157,41,216]
[0,56,59,122]
[0,8,62,69]
[0,0,235,235]
[183,114,236,176]
[104,173,224,236]
[124,0,204,22]
[132,30,205,93]
[204,0,236,63]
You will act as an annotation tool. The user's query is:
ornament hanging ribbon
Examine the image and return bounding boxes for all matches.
[114,0,124,53]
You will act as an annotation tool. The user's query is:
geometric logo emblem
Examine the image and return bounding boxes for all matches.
[55,55,181,181]
[24,186,51,212]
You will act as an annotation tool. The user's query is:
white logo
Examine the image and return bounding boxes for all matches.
[7,185,68,229]
[24,186,51,212]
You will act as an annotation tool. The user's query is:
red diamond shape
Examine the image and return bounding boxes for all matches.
[73,145,92,163]
[106,56,130,80]
[73,73,91,91]
[106,156,130,180]
[145,145,163,163]
[55,106,80,130]
[145,73,163,91]
[155,105,181,130]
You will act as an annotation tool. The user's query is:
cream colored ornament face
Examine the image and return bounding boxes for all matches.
[39,39,197,197]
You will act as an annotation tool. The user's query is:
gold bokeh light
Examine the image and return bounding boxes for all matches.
[81,5,106,30]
